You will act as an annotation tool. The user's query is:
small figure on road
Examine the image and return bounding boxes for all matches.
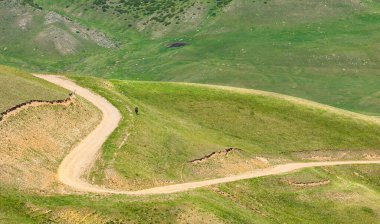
[134,106,139,115]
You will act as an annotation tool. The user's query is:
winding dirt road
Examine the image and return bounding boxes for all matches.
[36,75,380,195]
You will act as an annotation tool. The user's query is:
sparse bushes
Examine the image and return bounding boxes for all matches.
[90,0,232,26]
[21,0,43,9]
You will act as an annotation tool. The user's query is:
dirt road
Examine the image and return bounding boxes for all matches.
[35,75,122,193]
[36,75,380,195]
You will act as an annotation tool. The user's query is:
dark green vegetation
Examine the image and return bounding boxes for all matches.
[91,0,230,24]
[21,0,42,9]
[0,65,67,111]
[71,76,380,189]
[1,0,380,114]
[1,165,380,223]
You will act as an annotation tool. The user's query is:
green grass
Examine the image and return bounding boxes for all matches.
[0,67,379,222]
[217,165,380,223]
[71,76,380,189]
[1,165,379,223]
[1,0,380,221]
[0,65,68,111]
[2,0,380,114]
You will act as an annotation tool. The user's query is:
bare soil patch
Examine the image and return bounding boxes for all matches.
[0,93,74,122]
[35,26,80,56]
[44,11,116,49]
[292,150,380,162]
[285,179,330,187]
[189,147,240,164]
[0,98,101,194]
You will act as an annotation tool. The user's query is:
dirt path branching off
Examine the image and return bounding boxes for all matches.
[35,75,380,195]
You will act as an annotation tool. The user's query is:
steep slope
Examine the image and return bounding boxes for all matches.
[68,76,380,191]
[0,65,66,111]
[0,66,101,193]
[0,0,116,70]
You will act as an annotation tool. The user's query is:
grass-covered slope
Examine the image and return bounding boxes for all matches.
[70,76,380,190]
[2,0,380,114]
[0,65,67,111]
[0,1,115,70]
[0,70,379,223]
[1,165,380,223]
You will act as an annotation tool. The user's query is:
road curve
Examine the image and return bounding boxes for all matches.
[35,75,122,193]
[36,75,380,195]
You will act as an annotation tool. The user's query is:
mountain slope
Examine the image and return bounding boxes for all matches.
[2,0,380,115]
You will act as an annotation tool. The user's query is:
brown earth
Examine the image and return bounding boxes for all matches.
[0,97,101,193]
[184,152,272,183]
[291,149,380,162]
[24,202,113,224]
[0,93,74,122]
[285,179,330,187]
[189,148,240,164]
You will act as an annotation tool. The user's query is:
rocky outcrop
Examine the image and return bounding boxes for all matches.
[44,11,117,49]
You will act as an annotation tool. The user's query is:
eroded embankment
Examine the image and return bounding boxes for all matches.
[285,179,331,187]
[189,148,241,164]
[0,93,75,122]
[0,90,101,193]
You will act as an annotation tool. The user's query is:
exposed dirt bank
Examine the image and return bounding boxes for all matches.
[0,93,74,122]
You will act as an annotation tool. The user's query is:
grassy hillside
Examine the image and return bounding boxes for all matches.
[1,0,380,220]
[2,0,380,114]
[70,76,380,190]
[0,66,101,192]
[0,68,379,222]
[0,0,115,70]
[1,165,379,223]
[0,65,67,111]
